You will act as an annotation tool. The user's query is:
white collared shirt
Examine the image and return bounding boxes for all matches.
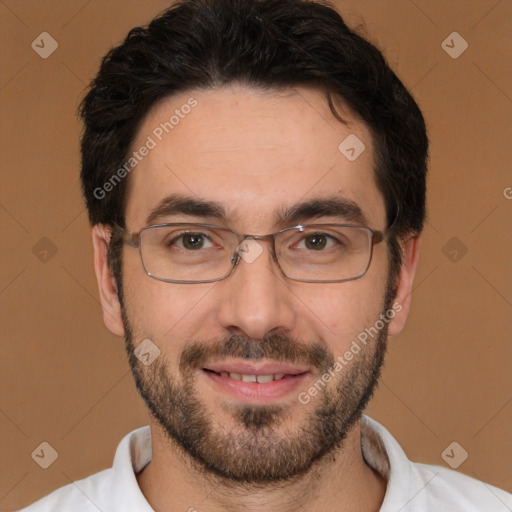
[19,415,512,511]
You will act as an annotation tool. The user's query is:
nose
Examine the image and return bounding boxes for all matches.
[216,238,298,340]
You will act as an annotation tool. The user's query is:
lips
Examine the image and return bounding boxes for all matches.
[203,360,310,380]
[201,359,310,402]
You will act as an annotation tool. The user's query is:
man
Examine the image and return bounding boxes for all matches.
[21,0,512,510]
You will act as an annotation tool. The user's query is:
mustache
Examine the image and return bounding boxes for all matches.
[179,333,334,374]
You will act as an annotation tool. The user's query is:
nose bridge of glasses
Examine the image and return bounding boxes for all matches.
[232,232,279,265]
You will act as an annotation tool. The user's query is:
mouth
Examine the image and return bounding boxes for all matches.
[200,360,311,402]
[204,368,304,383]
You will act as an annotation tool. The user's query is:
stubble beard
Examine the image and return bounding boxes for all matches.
[121,301,391,485]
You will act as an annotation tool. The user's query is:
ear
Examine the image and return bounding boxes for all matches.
[387,235,421,337]
[92,224,125,337]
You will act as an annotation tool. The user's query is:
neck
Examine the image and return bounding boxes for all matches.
[136,416,386,512]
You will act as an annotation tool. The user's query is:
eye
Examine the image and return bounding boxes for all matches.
[171,232,214,250]
[297,233,338,251]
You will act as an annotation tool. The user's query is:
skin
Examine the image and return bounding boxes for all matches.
[92,84,420,512]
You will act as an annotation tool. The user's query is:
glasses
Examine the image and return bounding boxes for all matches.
[114,220,392,284]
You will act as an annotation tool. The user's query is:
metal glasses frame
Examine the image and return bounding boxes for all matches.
[113,218,395,284]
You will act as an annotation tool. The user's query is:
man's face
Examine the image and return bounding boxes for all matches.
[104,85,405,482]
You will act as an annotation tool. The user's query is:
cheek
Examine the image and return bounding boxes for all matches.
[293,257,389,352]
[303,286,382,332]
[121,259,217,348]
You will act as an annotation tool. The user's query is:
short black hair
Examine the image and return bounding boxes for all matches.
[79,0,429,285]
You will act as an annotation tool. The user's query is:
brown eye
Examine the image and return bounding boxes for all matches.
[304,234,328,250]
[181,233,206,250]
[166,232,214,250]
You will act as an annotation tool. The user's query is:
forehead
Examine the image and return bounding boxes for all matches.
[124,84,385,231]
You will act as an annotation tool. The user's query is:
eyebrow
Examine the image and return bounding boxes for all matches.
[276,197,367,227]
[145,194,368,228]
[145,194,227,225]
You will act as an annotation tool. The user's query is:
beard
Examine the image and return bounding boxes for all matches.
[121,287,393,485]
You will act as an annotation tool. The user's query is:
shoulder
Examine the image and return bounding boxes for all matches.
[17,426,153,512]
[412,461,512,511]
[361,415,512,511]
[18,469,113,512]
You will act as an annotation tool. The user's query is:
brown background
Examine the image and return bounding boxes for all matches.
[1,0,511,509]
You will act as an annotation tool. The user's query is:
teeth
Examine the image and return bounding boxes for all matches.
[256,374,274,383]
[216,371,289,382]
